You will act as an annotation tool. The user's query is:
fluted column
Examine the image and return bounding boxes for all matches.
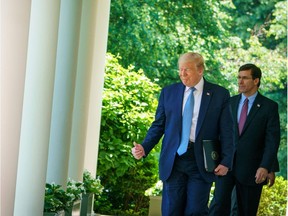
[84,0,111,176]
[46,0,82,186]
[13,0,61,215]
[68,0,111,180]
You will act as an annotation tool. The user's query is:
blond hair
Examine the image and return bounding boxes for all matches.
[178,52,205,69]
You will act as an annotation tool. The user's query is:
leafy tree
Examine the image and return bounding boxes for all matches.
[95,53,161,214]
[227,0,284,49]
[265,1,287,55]
[108,0,228,87]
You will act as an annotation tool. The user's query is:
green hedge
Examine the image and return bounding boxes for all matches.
[258,176,287,216]
[95,53,160,215]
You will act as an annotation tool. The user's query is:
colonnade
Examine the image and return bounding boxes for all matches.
[1,0,111,215]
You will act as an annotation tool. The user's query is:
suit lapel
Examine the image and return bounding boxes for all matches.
[242,94,263,133]
[196,82,212,138]
[176,84,186,121]
[231,95,241,123]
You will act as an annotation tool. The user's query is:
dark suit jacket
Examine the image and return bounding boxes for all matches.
[141,79,234,183]
[231,93,280,186]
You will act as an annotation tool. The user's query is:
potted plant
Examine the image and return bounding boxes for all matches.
[65,179,85,216]
[44,183,67,216]
[80,170,104,216]
[145,180,163,216]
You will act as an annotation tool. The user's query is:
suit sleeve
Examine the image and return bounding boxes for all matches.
[219,90,235,169]
[142,89,166,156]
[271,157,280,172]
[260,102,280,172]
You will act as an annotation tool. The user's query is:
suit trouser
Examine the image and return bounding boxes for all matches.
[162,146,212,216]
[209,171,263,216]
[236,180,263,216]
[209,172,235,216]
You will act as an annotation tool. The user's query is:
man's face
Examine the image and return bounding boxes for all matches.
[179,61,203,87]
[238,69,259,96]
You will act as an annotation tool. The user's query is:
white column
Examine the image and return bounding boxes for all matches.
[68,0,111,180]
[68,0,97,180]
[84,0,111,176]
[13,0,61,215]
[1,0,31,215]
[46,0,82,186]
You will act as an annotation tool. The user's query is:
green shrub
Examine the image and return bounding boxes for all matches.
[95,53,161,215]
[44,183,67,213]
[257,176,287,216]
[82,170,103,196]
[66,179,85,208]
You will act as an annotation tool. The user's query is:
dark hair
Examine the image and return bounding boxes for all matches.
[239,63,262,87]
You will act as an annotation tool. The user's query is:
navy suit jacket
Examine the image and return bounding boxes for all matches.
[141,79,234,183]
[231,93,280,186]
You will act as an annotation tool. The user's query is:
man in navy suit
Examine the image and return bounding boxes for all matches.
[209,63,280,216]
[132,52,234,215]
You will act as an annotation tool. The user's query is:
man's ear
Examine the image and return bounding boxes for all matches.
[254,78,260,86]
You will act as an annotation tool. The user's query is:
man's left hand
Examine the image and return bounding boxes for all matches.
[267,172,276,187]
[214,164,229,176]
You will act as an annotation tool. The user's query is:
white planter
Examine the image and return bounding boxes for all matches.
[148,196,162,216]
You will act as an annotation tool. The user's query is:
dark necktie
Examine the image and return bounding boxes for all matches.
[238,98,248,135]
[177,87,195,155]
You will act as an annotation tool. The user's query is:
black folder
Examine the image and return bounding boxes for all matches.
[202,140,221,172]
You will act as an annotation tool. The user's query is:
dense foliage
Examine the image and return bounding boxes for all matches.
[107,0,227,87]
[258,176,287,215]
[229,0,287,51]
[95,53,160,215]
[44,183,68,213]
[82,170,103,195]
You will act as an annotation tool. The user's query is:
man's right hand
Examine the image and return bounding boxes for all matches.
[131,142,145,159]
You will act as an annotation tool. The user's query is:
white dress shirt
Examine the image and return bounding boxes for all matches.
[182,77,204,142]
[237,91,258,122]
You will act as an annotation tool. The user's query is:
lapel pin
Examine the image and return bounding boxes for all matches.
[257,104,260,107]
[207,92,210,96]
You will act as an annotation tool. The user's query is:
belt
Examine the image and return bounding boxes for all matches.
[187,141,194,149]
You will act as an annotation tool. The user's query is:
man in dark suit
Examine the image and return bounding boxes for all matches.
[132,52,234,215]
[209,63,280,216]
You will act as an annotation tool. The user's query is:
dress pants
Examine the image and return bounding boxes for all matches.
[209,171,263,216]
[162,145,212,216]
[209,172,235,216]
[236,181,263,216]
